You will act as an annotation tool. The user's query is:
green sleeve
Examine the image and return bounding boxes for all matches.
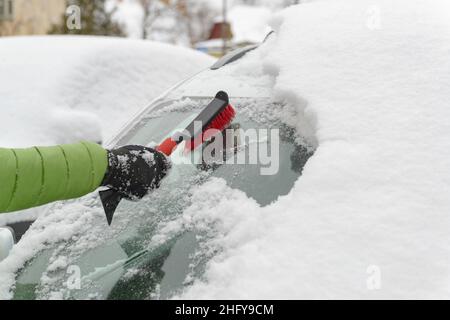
[0,142,108,213]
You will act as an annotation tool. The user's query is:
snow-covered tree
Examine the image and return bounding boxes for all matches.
[137,0,162,39]
[133,0,219,45]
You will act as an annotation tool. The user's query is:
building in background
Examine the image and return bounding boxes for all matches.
[195,20,233,58]
[0,0,66,36]
[195,5,272,57]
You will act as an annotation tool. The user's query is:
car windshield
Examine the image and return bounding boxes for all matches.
[12,95,312,300]
[12,56,314,299]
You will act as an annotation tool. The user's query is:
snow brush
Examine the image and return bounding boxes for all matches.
[157,91,236,156]
[100,91,236,225]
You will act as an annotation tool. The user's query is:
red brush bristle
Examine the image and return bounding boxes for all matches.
[208,105,236,132]
[185,104,236,152]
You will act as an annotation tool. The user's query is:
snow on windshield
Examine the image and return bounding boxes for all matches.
[175,0,450,299]
[0,93,304,299]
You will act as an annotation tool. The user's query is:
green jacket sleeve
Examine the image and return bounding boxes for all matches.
[0,142,108,213]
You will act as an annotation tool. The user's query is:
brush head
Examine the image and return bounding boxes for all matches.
[185,92,236,152]
[157,91,236,156]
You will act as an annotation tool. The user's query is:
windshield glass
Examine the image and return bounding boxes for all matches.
[12,94,313,300]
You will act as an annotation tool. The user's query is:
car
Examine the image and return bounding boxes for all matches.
[4,39,314,300]
[3,0,448,300]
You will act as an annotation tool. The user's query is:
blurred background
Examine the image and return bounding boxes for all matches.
[0,0,302,57]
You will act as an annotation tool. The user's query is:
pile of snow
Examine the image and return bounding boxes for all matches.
[176,0,450,299]
[0,36,214,147]
[0,37,102,148]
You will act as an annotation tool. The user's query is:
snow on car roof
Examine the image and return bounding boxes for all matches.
[0,36,214,148]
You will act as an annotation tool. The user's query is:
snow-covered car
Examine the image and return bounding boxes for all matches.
[1,34,314,299]
[1,0,450,300]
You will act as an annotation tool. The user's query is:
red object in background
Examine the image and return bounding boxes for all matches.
[209,22,233,40]
[157,92,236,157]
